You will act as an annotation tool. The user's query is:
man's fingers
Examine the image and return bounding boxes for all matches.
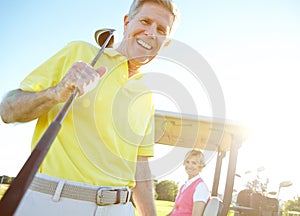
[96,66,107,78]
[78,66,107,97]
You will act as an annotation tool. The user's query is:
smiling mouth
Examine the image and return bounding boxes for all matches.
[137,39,152,50]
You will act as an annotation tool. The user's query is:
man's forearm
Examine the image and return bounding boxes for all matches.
[132,156,156,216]
[0,88,58,123]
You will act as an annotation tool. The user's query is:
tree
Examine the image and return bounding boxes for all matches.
[283,196,300,214]
[0,175,14,184]
[155,180,178,202]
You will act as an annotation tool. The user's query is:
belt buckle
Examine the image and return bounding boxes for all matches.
[96,186,131,206]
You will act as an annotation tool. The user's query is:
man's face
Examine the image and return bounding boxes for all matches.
[122,2,174,65]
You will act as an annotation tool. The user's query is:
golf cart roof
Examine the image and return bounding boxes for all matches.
[155,109,249,152]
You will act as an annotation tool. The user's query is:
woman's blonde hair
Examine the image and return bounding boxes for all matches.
[184,149,206,170]
[128,0,180,34]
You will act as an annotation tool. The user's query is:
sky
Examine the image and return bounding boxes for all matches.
[1,0,300,203]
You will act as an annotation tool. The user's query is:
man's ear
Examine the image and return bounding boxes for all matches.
[164,39,172,47]
[123,15,130,32]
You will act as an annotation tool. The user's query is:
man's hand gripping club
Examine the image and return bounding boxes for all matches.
[54,62,107,103]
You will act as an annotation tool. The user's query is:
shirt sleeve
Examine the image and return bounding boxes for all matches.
[193,181,210,203]
[20,41,96,92]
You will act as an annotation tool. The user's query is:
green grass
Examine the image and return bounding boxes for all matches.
[155,200,174,216]
[227,210,235,216]
[0,184,9,200]
[134,200,174,216]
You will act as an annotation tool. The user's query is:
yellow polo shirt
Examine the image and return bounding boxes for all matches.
[20,41,154,187]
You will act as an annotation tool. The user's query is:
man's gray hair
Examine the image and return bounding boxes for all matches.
[128,0,179,33]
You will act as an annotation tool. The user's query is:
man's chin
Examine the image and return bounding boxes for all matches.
[135,56,154,65]
[129,57,149,66]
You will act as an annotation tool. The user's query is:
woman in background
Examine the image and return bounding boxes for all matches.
[168,149,210,216]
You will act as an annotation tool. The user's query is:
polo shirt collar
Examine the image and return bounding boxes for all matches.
[104,48,126,59]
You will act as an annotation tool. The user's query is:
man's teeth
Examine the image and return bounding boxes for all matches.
[137,39,152,50]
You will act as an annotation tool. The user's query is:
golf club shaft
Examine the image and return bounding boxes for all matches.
[0,30,115,216]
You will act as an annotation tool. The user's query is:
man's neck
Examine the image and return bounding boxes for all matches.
[115,45,140,78]
[128,61,140,78]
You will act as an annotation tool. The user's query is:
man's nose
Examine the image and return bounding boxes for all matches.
[145,24,157,38]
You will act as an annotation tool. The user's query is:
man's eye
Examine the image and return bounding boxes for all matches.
[141,19,149,25]
[158,29,167,35]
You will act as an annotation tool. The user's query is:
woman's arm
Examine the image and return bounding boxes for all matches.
[166,208,174,216]
[191,201,206,216]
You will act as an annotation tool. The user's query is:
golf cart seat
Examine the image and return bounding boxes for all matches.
[203,196,223,216]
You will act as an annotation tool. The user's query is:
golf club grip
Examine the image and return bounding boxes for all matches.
[0,121,61,215]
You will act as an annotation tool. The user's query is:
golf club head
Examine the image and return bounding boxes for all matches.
[94,28,116,48]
